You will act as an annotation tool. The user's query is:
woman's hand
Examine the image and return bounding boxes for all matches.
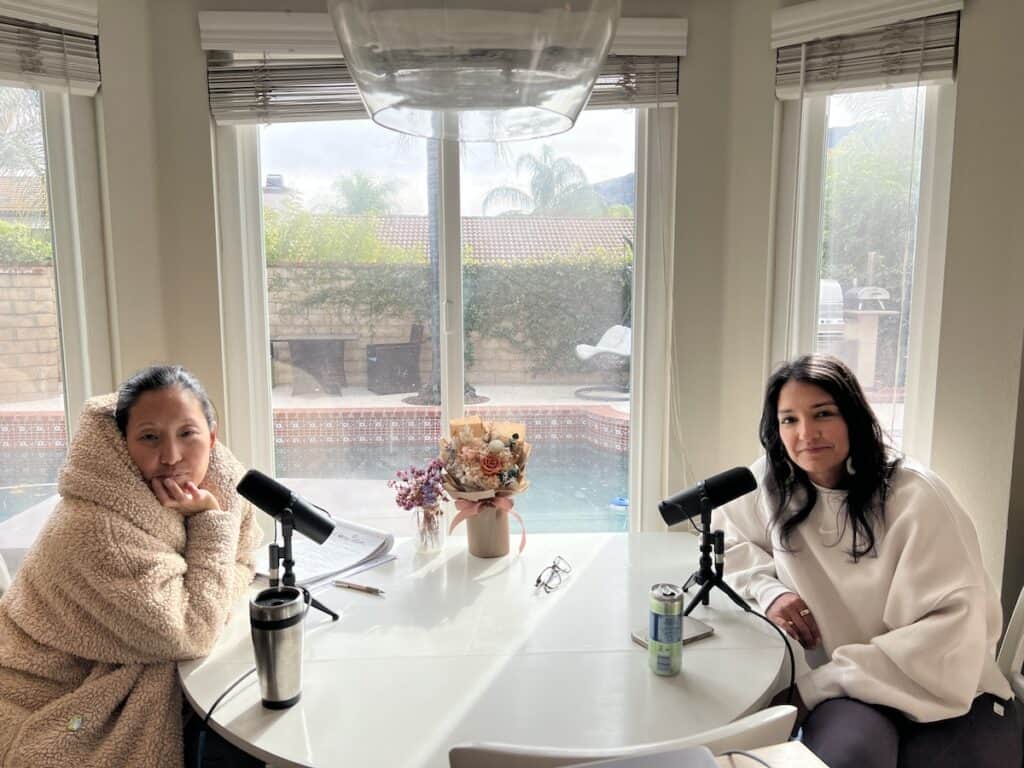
[152,477,220,516]
[767,591,821,649]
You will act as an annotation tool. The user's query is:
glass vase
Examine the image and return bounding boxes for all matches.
[415,505,446,554]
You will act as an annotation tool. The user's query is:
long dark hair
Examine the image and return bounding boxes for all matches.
[115,365,215,436]
[759,354,897,560]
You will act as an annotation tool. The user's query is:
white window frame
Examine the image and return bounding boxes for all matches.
[39,90,113,434]
[216,108,677,532]
[770,83,956,461]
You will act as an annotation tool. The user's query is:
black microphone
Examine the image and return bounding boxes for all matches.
[237,470,336,544]
[659,466,757,526]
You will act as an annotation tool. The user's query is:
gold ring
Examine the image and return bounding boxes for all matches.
[799,608,811,617]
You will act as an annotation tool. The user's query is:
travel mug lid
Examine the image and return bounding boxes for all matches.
[250,586,306,623]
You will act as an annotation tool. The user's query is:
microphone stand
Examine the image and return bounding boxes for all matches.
[268,509,339,621]
[679,492,752,617]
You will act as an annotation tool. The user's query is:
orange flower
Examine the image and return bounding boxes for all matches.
[479,454,503,476]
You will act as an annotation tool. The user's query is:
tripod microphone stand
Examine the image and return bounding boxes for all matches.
[268,509,339,621]
[679,498,752,617]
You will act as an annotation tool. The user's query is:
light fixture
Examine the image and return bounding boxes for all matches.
[327,0,622,143]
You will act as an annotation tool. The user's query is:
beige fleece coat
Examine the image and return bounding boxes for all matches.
[0,395,262,767]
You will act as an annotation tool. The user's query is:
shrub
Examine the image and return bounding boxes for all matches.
[0,220,52,265]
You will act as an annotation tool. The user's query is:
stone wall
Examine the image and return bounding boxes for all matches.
[267,264,620,388]
[0,266,62,404]
[0,264,621,402]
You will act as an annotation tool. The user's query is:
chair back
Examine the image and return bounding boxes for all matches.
[448,705,797,768]
[998,585,1024,680]
[596,325,631,355]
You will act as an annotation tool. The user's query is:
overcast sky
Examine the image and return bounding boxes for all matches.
[260,108,638,216]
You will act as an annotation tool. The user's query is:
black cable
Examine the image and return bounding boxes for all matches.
[196,666,258,768]
[717,749,775,767]
[744,608,796,706]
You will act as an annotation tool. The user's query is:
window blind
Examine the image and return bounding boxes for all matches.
[207,53,679,125]
[0,15,99,95]
[774,11,959,100]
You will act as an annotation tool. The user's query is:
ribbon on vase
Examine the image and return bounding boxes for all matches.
[448,496,527,555]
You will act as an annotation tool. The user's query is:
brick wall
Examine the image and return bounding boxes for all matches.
[0,266,62,404]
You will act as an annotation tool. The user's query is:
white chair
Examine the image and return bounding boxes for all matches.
[0,551,10,596]
[574,325,631,402]
[575,325,632,365]
[448,705,797,768]
[997,586,1024,720]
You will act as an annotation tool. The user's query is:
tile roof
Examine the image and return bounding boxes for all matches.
[367,215,634,261]
[0,176,47,216]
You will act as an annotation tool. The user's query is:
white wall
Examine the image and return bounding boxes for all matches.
[928,0,1024,602]
[96,0,168,379]
[667,0,782,490]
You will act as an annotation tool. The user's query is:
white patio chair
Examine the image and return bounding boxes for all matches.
[448,705,797,768]
[997,585,1024,721]
[574,325,631,402]
[575,325,631,366]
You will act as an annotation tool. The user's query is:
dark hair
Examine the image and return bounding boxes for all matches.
[759,354,897,560]
[115,365,216,436]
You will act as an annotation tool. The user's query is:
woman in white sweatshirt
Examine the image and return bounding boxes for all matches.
[713,354,1021,768]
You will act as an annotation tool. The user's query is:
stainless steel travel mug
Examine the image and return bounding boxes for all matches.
[250,586,306,708]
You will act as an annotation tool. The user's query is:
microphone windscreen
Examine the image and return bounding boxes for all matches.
[237,469,292,515]
[659,466,757,526]
[236,469,336,545]
[703,466,757,507]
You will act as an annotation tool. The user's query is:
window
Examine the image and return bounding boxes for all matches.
[257,110,640,535]
[0,87,66,523]
[461,109,636,533]
[775,84,953,452]
[815,87,926,445]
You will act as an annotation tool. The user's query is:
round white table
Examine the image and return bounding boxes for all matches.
[179,533,787,768]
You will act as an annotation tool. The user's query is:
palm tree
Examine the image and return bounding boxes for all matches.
[331,172,398,214]
[0,88,48,227]
[482,145,606,217]
[0,88,45,177]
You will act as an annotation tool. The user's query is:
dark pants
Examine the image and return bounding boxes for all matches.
[182,699,265,768]
[801,693,1022,768]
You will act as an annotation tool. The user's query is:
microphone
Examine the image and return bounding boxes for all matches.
[659,467,757,526]
[236,470,336,544]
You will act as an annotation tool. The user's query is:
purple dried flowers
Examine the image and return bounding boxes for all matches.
[388,457,449,512]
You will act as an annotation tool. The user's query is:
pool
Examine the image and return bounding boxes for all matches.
[275,441,630,533]
[0,442,630,533]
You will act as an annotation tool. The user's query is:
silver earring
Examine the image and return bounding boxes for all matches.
[846,456,856,476]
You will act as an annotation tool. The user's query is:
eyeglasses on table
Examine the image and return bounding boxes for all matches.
[534,555,572,593]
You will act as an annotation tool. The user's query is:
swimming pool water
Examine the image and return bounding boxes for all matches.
[275,441,630,533]
[0,443,630,533]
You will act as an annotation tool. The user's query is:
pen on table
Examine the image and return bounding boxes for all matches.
[333,579,385,596]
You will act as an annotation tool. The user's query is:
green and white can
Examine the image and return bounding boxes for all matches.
[649,583,683,676]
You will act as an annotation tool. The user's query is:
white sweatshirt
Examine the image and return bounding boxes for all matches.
[712,457,1011,722]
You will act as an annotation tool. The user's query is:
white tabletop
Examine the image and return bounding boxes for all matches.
[179,533,787,768]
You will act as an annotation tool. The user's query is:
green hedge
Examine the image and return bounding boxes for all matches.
[0,220,52,265]
[265,208,632,375]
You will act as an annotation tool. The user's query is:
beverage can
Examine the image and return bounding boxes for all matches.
[649,583,683,676]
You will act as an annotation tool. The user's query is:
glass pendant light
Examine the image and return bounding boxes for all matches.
[327,0,622,142]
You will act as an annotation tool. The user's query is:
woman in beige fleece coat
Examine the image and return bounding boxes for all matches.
[0,365,262,767]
